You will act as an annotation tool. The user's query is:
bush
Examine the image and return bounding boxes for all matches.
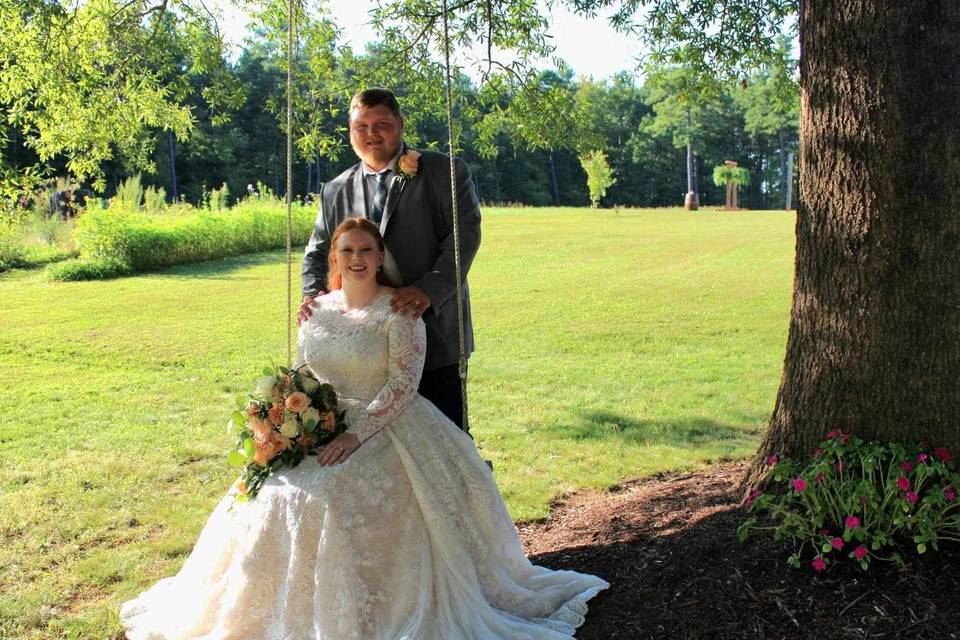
[45,257,132,281]
[0,223,27,271]
[739,432,960,573]
[62,200,315,278]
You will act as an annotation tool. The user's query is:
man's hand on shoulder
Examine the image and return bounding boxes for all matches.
[390,286,431,319]
[297,293,325,326]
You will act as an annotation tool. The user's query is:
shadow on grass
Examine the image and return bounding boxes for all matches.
[544,411,762,451]
[137,250,287,281]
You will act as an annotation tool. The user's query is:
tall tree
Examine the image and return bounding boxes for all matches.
[734,35,799,209]
[569,0,960,482]
[642,65,725,209]
[0,0,227,194]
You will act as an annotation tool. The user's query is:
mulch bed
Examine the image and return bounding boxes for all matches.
[518,463,960,640]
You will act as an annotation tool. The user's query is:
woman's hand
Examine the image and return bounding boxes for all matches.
[317,432,361,466]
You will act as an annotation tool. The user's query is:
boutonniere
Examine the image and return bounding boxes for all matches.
[397,149,421,180]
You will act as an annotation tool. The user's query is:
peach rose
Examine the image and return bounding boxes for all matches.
[398,149,421,177]
[267,403,285,426]
[285,392,310,414]
[249,416,273,441]
[299,433,317,450]
[246,402,261,417]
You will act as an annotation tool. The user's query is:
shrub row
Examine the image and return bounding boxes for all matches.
[51,201,315,280]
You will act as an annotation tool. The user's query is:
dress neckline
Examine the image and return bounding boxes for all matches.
[335,288,388,315]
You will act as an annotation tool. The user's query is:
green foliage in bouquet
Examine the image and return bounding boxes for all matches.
[227,365,348,502]
[739,432,960,573]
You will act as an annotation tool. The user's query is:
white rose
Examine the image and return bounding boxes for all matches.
[301,407,321,427]
[255,375,276,398]
[298,372,320,394]
[279,417,299,438]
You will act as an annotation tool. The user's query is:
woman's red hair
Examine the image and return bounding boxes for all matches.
[326,217,391,291]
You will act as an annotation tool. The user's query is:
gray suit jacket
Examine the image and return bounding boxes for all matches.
[301,147,481,371]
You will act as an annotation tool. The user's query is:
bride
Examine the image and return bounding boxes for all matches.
[120,217,608,639]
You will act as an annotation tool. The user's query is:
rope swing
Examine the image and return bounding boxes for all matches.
[284,0,470,428]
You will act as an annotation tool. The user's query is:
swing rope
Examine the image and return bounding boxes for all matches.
[285,0,296,367]
[441,0,470,434]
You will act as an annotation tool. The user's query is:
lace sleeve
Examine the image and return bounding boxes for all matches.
[347,312,427,444]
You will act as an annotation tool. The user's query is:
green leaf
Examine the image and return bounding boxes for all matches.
[243,437,255,460]
[227,450,246,467]
[231,410,248,426]
[262,367,274,376]
[235,395,248,410]
[917,543,927,554]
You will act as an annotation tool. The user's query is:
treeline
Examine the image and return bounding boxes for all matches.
[1,1,798,210]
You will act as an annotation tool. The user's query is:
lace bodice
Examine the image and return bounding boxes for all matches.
[297,289,427,443]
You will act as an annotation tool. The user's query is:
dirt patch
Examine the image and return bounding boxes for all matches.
[518,463,960,640]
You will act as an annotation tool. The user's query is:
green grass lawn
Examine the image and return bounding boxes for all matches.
[0,206,795,639]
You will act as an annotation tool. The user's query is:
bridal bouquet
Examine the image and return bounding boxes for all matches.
[227,364,347,502]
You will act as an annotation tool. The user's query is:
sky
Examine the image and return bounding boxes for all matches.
[216,0,647,81]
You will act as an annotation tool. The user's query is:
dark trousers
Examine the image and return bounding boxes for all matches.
[418,363,467,432]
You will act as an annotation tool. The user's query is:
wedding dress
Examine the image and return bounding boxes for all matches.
[120,290,607,640]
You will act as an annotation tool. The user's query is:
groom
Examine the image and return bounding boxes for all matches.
[298,87,482,431]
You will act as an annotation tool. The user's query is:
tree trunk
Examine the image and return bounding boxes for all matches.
[778,126,787,200]
[745,2,960,490]
[785,151,795,210]
[685,142,699,210]
[547,151,560,205]
[167,131,178,202]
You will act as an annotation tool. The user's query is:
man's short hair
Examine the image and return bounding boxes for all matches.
[349,88,402,118]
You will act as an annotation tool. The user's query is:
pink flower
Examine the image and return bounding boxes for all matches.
[744,489,762,508]
[896,476,911,491]
[831,537,844,551]
[840,434,850,444]
[813,448,824,458]
[826,429,840,439]
[854,545,868,560]
[812,556,826,572]
[918,453,928,462]
[945,486,957,502]
[845,515,860,530]
[907,491,919,504]
[766,454,779,467]
[792,478,808,493]
[815,473,825,484]
[818,528,830,536]
[934,448,952,463]
[901,461,914,473]
[835,460,845,472]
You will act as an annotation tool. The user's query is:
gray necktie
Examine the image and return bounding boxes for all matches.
[370,170,390,224]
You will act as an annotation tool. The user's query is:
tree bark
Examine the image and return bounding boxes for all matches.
[745,1,960,490]
[167,130,178,202]
[684,106,699,210]
[548,151,560,205]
